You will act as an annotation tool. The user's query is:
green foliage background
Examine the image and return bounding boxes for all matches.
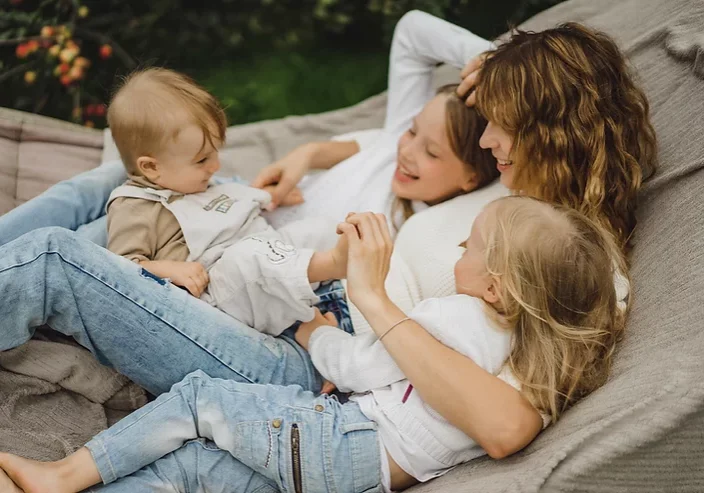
[0,0,565,126]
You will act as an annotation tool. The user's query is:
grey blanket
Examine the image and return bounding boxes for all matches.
[0,329,147,461]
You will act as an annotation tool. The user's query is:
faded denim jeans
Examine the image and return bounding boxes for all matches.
[86,370,382,493]
[0,227,323,396]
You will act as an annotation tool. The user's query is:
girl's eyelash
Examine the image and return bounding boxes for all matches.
[197,156,208,164]
[427,150,438,158]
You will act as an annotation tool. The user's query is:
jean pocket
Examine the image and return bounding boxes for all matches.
[231,420,278,474]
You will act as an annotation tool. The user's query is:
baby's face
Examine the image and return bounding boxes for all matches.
[153,124,221,194]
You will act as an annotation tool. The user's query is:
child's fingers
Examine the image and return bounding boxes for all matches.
[323,311,338,326]
[184,279,200,297]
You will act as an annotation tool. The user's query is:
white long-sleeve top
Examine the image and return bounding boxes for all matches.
[308,295,520,483]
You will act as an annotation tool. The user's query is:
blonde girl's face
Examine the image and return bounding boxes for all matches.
[392,94,478,205]
[479,120,516,189]
[454,209,500,305]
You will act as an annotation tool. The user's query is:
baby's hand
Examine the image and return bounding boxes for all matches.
[263,185,304,208]
[169,261,210,297]
[140,260,209,297]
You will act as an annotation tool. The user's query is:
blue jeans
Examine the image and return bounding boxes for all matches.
[0,227,322,396]
[86,370,382,493]
[0,160,127,247]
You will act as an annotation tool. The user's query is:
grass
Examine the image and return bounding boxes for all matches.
[191,47,389,126]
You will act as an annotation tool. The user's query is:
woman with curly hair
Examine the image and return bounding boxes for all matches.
[460,22,657,250]
[0,12,655,492]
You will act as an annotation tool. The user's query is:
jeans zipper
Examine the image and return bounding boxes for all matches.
[291,423,303,493]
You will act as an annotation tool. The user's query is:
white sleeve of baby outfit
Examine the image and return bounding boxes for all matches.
[384,10,496,137]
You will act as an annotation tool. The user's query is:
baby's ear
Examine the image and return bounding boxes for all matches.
[137,156,159,179]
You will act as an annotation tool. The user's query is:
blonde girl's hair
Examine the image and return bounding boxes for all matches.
[393,84,498,226]
[482,196,626,423]
[107,67,227,175]
[476,23,657,251]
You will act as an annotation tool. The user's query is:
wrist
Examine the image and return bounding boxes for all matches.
[353,290,393,315]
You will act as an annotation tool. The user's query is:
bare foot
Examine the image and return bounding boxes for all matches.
[0,453,65,493]
[0,467,23,493]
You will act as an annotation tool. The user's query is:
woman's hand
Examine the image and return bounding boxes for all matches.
[338,212,394,311]
[457,53,488,106]
[251,143,316,210]
[295,308,338,351]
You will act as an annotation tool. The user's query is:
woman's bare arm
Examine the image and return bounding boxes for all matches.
[360,295,543,459]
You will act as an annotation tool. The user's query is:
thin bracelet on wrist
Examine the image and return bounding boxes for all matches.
[379,317,410,341]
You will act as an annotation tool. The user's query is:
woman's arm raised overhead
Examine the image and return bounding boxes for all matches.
[384,10,495,137]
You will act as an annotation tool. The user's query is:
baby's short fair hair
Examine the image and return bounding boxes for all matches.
[107,67,227,175]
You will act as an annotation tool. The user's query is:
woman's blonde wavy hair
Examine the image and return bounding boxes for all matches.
[476,23,657,251]
[482,196,626,422]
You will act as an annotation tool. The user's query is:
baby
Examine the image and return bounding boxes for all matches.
[106,67,348,335]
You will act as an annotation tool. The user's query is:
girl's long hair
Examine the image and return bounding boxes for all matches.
[483,196,626,422]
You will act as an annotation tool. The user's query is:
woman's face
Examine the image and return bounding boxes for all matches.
[479,120,516,189]
[393,95,477,205]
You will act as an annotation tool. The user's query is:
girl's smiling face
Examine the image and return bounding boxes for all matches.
[392,94,478,205]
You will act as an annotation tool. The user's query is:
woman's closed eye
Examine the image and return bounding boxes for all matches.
[426,148,439,159]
